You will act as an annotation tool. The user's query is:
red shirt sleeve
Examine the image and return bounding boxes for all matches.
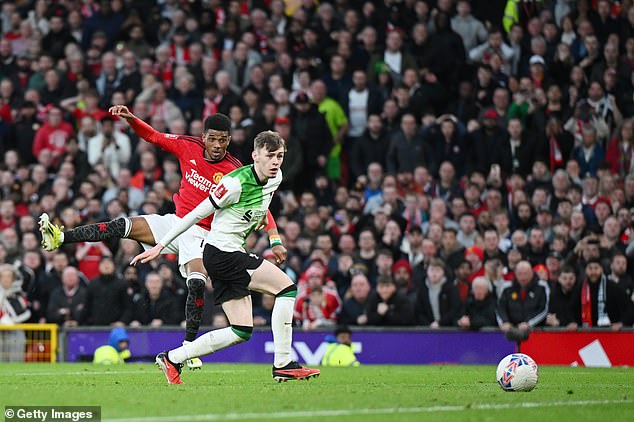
[264,210,277,232]
[128,117,179,154]
[32,127,46,157]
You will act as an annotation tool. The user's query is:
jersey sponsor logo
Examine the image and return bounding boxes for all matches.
[185,168,215,193]
[213,172,223,184]
[241,209,253,222]
[214,183,228,199]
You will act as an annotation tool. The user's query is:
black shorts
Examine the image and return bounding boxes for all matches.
[203,244,264,305]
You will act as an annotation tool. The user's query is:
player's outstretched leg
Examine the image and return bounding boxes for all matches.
[248,260,320,382]
[270,284,320,382]
[39,213,132,251]
[183,271,207,370]
[160,296,253,385]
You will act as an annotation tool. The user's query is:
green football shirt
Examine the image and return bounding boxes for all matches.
[207,165,283,252]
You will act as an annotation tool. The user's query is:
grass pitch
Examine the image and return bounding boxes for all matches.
[1,363,633,421]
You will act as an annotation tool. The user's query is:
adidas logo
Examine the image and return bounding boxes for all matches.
[189,159,197,166]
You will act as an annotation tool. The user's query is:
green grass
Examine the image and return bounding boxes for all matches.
[1,364,633,421]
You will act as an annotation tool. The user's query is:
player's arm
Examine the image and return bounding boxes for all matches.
[109,105,178,153]
[264,210,287,264]
[130,177,241,264]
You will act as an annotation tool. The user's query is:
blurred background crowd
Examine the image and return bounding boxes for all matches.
[0,0,633,336]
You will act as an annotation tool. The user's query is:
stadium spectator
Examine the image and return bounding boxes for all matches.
[84,256,131,326]
[339,272,371,326]
[0,264,30,361]
[130,271,180,327]
[386,113,428,175]
[32,106,75,166]
[497,261,548,340]
[413,258,462,327]
[452,260,473,303]
[87,116,131,179]
[46,266,87,327]
[366,276,414,326]
[572,125,605,177]
[578,258,628,330]
[546,266,579,330]
[457,276,497,330]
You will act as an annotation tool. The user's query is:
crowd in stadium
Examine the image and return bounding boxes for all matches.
[0,0,634,340]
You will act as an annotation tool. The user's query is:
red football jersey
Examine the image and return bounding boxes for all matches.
[129,118,242,230]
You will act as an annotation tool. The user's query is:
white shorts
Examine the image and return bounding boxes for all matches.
[140,214,208,278]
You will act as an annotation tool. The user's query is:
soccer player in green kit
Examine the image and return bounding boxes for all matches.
[131,130,320,384]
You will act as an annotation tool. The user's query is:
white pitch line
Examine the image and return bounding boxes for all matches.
[103,399,634,422]
[6,370,247,376]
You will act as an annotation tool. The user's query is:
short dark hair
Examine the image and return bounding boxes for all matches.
[586,257,603,267]
[560,265,576,274]
[203,113,231,132]
[377,275,395,285]
[443,227,458,236]
[334,325,352,336]
[409,225,422,234]
[254,130,285,151]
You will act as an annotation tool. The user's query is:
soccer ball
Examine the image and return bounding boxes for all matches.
[496,353,539,392]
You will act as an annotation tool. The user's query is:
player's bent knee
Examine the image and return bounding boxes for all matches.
[231,325,253,342]
[275,284,297,298]
[186,272,206,290]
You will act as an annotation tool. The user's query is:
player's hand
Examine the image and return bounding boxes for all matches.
[271,244,287,264]
[255,215,268,231]
[109,105,135,121]
[131,244,163,265]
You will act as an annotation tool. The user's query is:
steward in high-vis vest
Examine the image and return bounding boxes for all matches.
[321,326,360,367]
[503,0,545,33]
[93,327,131,364]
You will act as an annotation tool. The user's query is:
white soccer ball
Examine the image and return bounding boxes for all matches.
[496,353,539,392]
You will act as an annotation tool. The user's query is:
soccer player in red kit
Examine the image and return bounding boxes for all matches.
[39,107,286,369]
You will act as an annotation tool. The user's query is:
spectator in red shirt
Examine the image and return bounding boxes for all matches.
[130,150,162,191]
[295,266,341,329]
[32,106,75,165]
[62,89,109,124]
[605,118,633,178]
[465,246,485,282]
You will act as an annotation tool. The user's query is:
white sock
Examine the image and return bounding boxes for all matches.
[272,296,295,368]
[168,327,242,364]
